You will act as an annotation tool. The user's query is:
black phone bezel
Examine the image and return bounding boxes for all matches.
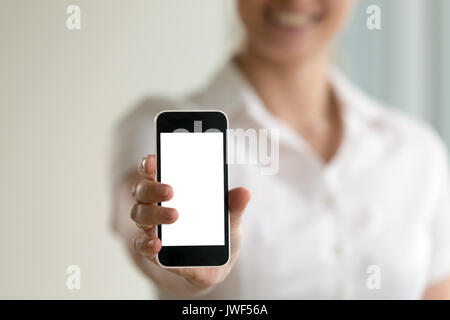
[155,110,229,267]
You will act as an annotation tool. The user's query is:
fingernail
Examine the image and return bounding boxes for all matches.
[147,239,154,248]
[163,209,176,221]
[133,236,143,250]
[138,156,147,174]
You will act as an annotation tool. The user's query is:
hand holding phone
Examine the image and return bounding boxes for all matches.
[130,112,250,290]
[156,111,234,267]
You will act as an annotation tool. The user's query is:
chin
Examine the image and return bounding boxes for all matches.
[251,39,324,65]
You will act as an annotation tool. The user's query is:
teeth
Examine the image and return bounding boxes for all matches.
[272,11,311,28]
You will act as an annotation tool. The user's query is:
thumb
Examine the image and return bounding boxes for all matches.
[228,187,251,230]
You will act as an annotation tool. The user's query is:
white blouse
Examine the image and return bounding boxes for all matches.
[112,62,450,299]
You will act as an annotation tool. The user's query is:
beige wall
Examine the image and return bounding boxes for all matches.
[0,0,231,299]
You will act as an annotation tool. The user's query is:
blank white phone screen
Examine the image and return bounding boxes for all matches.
[160,132,225,246]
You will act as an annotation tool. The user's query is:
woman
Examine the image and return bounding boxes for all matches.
[112,0,450,299]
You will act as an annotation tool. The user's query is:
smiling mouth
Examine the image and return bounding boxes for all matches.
[265,7,322,30]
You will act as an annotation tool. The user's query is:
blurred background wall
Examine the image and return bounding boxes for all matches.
[0,0,448,299]
[340,0,450,146]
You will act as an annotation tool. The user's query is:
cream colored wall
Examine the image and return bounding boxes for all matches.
[0,0,231,299]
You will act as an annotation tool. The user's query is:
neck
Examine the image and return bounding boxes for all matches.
[235,49,333,131]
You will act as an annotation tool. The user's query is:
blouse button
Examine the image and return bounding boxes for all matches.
[323,192,336,211]
[334,245,343,258]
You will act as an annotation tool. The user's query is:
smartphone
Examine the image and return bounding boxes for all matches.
[155,110,229,267]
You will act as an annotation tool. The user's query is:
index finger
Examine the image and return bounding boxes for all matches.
[138,154,156,181]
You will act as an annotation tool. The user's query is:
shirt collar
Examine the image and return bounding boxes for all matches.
[190,61,385,161]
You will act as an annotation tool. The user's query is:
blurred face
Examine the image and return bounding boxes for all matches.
[238,0,355,63]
